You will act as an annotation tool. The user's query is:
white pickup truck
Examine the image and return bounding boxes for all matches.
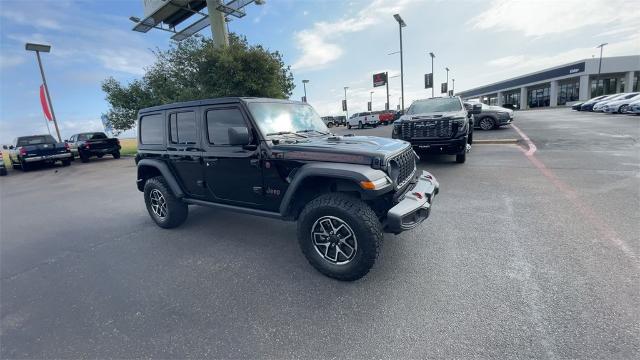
[347,112,378,129]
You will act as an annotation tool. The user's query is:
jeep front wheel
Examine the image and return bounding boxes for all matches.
[144,176,188,228]
[297,193,382,281]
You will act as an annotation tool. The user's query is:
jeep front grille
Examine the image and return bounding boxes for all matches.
[401,119,453,139]
[390,148,416,188]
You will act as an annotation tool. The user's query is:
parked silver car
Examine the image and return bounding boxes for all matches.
[465,102,514,130]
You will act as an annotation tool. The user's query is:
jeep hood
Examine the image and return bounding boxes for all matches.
[272,135,410,165]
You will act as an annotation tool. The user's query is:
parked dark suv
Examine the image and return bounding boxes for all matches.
[392,97,481,163]
[135,98,439,281]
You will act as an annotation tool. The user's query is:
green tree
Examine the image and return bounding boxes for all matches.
[102,34,295,132]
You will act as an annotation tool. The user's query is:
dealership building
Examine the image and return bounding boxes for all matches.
[457,55,640,109]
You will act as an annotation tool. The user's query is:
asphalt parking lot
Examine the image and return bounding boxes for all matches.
[1,109,639,358]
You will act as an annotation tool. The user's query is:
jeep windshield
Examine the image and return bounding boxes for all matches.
[406,98,462,114]
[247,102,329,137]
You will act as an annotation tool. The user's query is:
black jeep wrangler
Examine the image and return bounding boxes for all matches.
[392,96,481,163]
[135,98,439,281]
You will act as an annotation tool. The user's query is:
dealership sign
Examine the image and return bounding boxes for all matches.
[373,72,387,87]
[441,82,448,94]
[424,73,433,89]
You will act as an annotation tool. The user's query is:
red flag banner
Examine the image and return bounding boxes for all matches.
[40,84,53,121]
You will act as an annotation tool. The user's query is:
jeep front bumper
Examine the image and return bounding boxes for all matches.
[384,170,439,234]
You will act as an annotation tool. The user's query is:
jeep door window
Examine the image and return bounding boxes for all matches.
[247,102,327,137]
[206,108,247,145]
[169,111,197,145]
[139,114,163,145]
[406,98,462,114]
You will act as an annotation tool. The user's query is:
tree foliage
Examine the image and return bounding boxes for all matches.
[102,34,295,131]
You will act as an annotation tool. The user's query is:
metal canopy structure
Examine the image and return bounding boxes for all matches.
[130,0,264,46]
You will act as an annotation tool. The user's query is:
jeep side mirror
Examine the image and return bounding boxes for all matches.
[228,127,250,146]
[2,145,7,150]
[471,104,482,115]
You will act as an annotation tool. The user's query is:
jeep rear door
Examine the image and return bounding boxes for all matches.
[166,108,208,198]
[201,105,263,207]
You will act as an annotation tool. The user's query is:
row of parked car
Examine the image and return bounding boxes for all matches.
[0,132,121,176]
[572,92,640,114]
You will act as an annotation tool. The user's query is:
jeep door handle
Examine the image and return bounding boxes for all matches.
[205,158,218,167]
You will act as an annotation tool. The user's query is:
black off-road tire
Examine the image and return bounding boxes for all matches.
[144,176,188,229]
[456,153,466,163]
[112,151,121,159]
[297,193,383,281]
[79,151,90,163]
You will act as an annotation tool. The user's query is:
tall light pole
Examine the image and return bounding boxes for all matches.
[302,79,309,102]
[445,67,450,95]
[385,71,390,110]
[393,14,406,111]
[452,78,455,95]
[344,86,349,118]
[370,91,374,111]
[429,52,435,98]
[26,43,61,142]
[596,43,608,97]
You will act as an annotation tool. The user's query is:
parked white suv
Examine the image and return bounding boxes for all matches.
[347,112,378,129]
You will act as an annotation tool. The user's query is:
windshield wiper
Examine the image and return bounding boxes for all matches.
[265,131,305,137]
[296,129,329,135]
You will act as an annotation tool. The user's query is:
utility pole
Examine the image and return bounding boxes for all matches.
[370,91,374,111]
[385,71,390,110]
[445,67,449,95]
[344,86,349,118]
[452,78,455,94]
[429,52,435,98]
[393,14,406,111]
[596,43,608,96]
[207,0,229,47]
[302,79,309,102]
[26,43,61,142]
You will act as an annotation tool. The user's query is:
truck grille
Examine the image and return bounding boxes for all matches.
[401,119,453,139]
[389,148,416,188]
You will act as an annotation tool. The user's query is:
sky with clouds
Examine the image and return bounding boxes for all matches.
[1,0,639,143]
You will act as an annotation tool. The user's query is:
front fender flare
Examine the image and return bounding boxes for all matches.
[279,162,389,217]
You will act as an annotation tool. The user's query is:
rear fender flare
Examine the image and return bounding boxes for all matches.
[137,159,184,198]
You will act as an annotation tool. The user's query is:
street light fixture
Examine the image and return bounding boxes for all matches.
[429,52,435,97]
[25,42,61,142]
[393,14,406,111]
[596,43,608,97]
[302,79,309,102]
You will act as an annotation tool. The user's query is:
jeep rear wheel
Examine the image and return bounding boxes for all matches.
[297,193,382,281]
[144,176,188,228]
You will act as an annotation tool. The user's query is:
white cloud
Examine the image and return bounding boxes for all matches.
[486,55,526,67]
[0,53,25,69]
[292,0,417,70]
[0,9,61,30]
[468,0,640,37]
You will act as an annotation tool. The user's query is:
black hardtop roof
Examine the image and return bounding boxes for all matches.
[138,97,303,114]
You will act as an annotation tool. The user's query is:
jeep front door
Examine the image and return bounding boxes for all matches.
[202,106,263,207]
